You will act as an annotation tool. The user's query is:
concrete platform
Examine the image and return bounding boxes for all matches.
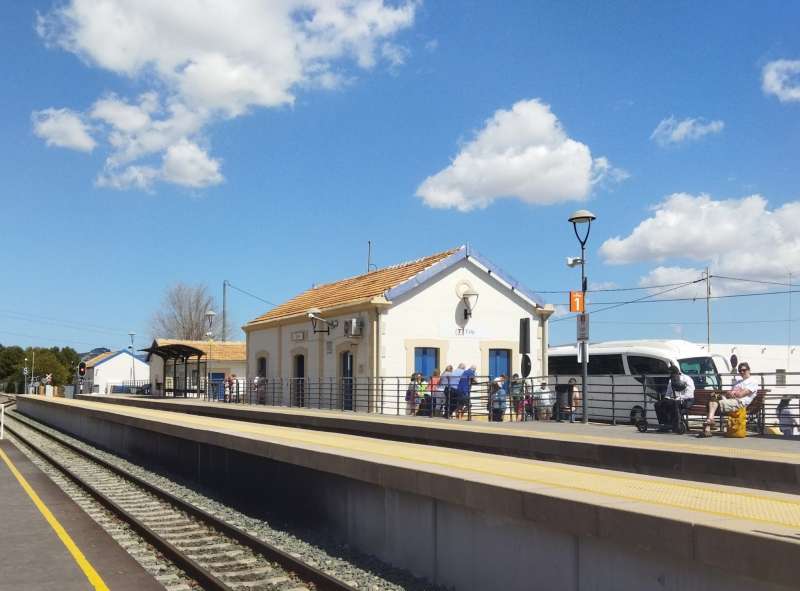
[19,396,800,591]
[0,438,162,591]
[76,394,800,493]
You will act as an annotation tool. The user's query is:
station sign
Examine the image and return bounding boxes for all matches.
[577,313,589,342]
[569,291,585,313]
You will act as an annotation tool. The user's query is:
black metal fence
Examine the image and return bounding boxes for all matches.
[122,372,800,438]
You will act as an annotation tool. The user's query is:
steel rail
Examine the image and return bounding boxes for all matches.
[6,411,355,591]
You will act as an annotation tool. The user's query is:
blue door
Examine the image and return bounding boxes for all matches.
[414,347,440,379]
[210,372,225,400]
[488,349,511,379]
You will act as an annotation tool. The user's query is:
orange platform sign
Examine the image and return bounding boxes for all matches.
[569,291,585,313]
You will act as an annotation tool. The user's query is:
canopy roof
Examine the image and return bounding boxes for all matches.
[141,341,205,362]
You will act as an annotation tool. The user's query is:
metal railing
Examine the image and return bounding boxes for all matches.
[127,371,800,438]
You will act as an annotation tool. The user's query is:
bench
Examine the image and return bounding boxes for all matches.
[684,389,767,433]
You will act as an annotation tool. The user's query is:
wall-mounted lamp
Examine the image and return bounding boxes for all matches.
[308,308,339,334]
[462,290,479,320]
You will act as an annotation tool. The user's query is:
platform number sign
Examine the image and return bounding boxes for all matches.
[569,291,585,313]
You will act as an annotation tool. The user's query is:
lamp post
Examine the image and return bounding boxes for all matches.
[205,310,216,400]
[128,332,136,385]
[23,357,28,395]
[568,209,596,424]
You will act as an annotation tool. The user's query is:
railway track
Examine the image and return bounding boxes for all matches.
[4,410,355,591]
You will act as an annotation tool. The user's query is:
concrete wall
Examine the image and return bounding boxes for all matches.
[19,398,792,591]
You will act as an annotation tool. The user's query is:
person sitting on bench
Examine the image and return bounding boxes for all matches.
[655,366,694,432]
[699,361,758,438]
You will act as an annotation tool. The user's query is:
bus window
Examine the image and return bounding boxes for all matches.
[679,356,720,388]
[549,355,579,375]
[627,355,670,375]
[587,354,625,375]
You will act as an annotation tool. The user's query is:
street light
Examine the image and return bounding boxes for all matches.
[128,332,136,385]
[23,357,28,395]
[205,310,216,400]
[568,209,596,424]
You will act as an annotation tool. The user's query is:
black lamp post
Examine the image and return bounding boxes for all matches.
[568,209,596,424]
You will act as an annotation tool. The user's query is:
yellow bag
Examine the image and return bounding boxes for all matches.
[725,407,747,438]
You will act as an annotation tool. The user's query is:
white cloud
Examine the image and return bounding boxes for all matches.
[162,139,222,188]
[763,59,800,103]
[600,193,800,292]
[416,99,625,212]
[34,0,417,189]
[32,108,96,151]
[650,116,724,146]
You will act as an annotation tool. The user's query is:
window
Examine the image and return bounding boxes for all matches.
[549,355,579,376]
[488,349,511,379]
[587,354,625,375]
[627,355,670,375]
[679,356,720,388]
[257,356,267,378]
[414,347,440,378]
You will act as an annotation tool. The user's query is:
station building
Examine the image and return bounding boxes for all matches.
[243,245,553,409]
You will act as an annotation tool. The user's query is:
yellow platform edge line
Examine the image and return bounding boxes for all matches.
[0,446,110,591]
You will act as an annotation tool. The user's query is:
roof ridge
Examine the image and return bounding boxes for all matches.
[306,246,462,292]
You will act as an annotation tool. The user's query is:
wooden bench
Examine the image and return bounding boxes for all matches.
[684,389,767,433]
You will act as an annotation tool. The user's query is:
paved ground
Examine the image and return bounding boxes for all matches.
[85,394,800,458]
[0,438,162,591]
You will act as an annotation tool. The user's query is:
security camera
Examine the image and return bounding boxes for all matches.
[566,257,584,268]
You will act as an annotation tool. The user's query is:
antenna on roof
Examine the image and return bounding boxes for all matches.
[367,241,377,273]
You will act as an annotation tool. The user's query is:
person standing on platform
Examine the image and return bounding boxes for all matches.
[534,381,552,420]
[405,372,419,415]
[567,378,581,423]
[490,375,508,421]
[509,373,524,421]
[655,366,695,432]
[429,368,443,416]
[439,365,457,418]
[456,364,476,419]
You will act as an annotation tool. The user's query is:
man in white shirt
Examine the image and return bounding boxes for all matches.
[699,362,759,437]
[655,366,695,432]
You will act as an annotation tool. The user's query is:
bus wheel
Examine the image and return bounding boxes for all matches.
[630,406,644,425]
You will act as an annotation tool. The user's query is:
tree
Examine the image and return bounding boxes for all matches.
[150,283,228,340]
[0,345,25,380]
[55,346,81,378]
[27,348,69,386]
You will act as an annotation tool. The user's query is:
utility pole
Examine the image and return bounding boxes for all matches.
[789,272,793,371]
[705,267,711,350]
[222,280,228,341]
[367,241,372,273]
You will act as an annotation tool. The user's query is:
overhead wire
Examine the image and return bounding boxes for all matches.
[226,282,277,307]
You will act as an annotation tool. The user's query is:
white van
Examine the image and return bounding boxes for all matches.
[547,339,723,424]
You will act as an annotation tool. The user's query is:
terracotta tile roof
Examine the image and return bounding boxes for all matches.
[85,350,117,368]
[155,339,246,361]
[247,246,462,327]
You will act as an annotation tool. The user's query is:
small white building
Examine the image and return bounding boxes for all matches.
[243,245,553,410]
[84,350,150,394]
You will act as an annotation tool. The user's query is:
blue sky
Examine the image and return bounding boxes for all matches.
[1,1,799,352]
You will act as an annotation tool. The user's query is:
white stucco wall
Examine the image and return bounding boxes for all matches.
[379,259,543,379]
[90,352,150,394]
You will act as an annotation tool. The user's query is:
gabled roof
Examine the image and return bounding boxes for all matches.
[246,247,460,327]
[154,339,246,362]
[246,245,546,329]
[85,349,143,369]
